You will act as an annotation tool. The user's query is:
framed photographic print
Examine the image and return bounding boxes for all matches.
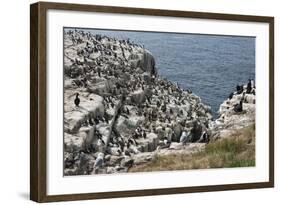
[30,1,274,202]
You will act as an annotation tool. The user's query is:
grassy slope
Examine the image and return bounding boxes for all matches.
[129,124,255,172]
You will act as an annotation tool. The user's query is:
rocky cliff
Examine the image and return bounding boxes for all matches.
[63,29,255,175]
[209,83,255,140]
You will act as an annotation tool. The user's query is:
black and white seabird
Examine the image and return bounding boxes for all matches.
[236,84,243,94]
[198,131,209,143]
[228,92,234,100]
[94,117,99,124]
[98,136,105,145]
[234,100,243,113]
[74,93,80,107]
[142,130,147,139]
[126,107,130,115]
[88,117,94,126]
[246,79,252,94]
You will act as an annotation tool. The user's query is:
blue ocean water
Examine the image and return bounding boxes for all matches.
[71,28,255,116]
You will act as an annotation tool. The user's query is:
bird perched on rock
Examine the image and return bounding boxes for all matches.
[94,117,99,124]
[163,136,171,146]
[241,92,246,102]
[74,93,80,107]
[252,89,256,95]
[97,136,105,146]
[126,107,130,115]
[236,84,243,94]
[93,152,104,173]
[117,137,125,152]
[95,129,102,137]
[134,127,142,138]
[110,102,115,108]
[180,130,189,145]
[104,116,109,124]
[170,108,173,115]
[228,92,234,100]
[88,117,94,126]
[117,149,122,155]
[124,149,131,157]
[156,100,161,108]
[234,100,243,113]
[146,96,151,104]
[142,130,147,139]
[99,116,104,123]
[161,103,167,112]
[246,79,252,94]
[128,137,138,146]
[198,131,209,143]
[179,109,184,116]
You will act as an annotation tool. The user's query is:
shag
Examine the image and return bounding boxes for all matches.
[246,79,252,94]
[228,92,234,100]
[234,100,243,113]
[74,93,80,107]
[236,84,243,94]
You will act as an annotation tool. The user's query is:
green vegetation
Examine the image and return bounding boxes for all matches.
[129,124,255,172]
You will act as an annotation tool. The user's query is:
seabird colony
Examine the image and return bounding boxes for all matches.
[63,29,255,175]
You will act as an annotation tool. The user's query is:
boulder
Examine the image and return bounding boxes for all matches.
[87,79,116,95]
[106,166,117,174]
[115,115,143,137]
[106,155,124,166]
[244,94,256,104]
[137,133,159,152]
[130,89,147,105]
[132,152,155,165]
[168,104,179,115]
[142,72,152,83]
[64,133,85,152]
[121,157,134,168]
[139,51,157,75]
[156,126,166,140]
[128,50,157,76]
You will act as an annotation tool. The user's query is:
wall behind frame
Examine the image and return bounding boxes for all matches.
[0,0,279,204]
